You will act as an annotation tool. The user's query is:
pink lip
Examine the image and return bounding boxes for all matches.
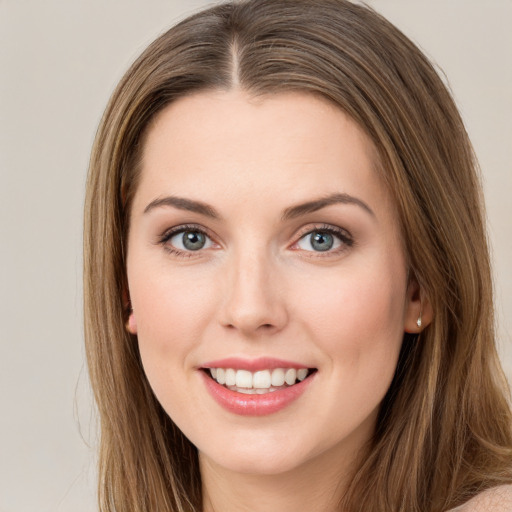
[201,357,311,372]
[200,369,315,416]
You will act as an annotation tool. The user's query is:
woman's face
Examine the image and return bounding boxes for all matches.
[126,90,422,477]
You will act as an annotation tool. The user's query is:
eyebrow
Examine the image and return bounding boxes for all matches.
[282,193,375,220]
[143,192,374,220]
[144,196,220,218]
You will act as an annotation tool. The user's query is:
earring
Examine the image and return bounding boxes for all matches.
[416,313,422,328]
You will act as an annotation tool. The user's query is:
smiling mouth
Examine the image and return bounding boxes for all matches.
[203,367,317,395]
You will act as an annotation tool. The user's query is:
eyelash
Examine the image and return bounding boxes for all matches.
[294,224,354,252]
[157,223,354,258]
[158,224,213,258]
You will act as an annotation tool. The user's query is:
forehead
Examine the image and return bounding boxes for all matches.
[134,89,391,219]
[143,89,376,164]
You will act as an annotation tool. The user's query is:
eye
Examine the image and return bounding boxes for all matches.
[295,227,352,253]
[161,227,215,253]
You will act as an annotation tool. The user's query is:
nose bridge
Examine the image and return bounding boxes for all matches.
[220,242,287,335]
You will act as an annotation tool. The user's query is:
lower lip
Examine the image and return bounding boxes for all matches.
[200,371,314,416]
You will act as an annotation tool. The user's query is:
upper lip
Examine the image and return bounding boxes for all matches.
[201,357,314,372]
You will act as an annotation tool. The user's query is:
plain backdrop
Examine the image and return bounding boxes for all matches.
[1,1,511,511]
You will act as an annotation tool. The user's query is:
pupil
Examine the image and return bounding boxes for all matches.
[311,232,333,251]
[183,231,205,251]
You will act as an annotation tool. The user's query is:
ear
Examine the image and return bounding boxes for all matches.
[126,311,138,335]
[404,277,433,333]
[122,287,138,335]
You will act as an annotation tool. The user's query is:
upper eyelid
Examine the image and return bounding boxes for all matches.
[159,223,212,241]
[294,223,352,240]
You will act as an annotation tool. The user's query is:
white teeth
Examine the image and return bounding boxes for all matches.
[253,370,272,389]
[237,387,256,394]
[285,368,297,385]
[227,386,282,394]
[235,369,253,388]
[225,368,236,386]
[208,367,311,392]
[271,368,285,386]
[216,368,226,385]
[297,368,308,381]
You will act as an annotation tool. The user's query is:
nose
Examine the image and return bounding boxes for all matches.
[219,249,288,337]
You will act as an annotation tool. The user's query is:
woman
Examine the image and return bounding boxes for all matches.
[83,0,512,510]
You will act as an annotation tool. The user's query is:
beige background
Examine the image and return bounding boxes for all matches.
[0,1,510,511]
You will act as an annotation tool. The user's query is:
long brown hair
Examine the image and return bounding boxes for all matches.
[83,1,512,510]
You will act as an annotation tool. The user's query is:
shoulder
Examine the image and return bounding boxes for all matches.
[449,485,512,512]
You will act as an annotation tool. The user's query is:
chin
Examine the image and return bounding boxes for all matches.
[197,429,328,477]
[202,450,309,477]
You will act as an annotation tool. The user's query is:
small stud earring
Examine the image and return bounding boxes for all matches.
[416,313,422,328]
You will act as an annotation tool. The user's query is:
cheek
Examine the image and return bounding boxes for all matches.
[133,263,217,344]
[293,256,406,376]
[128,263,219,400]
[289,259,406,442]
